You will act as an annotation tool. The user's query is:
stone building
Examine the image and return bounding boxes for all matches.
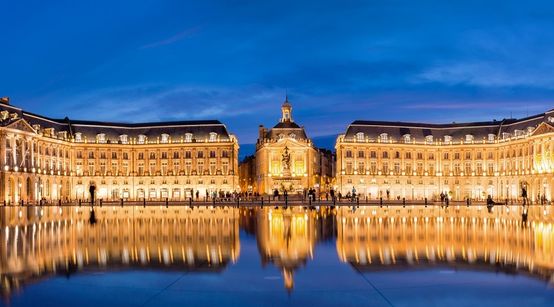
[335,110,554,202]
[254,98,334,195]
[0,98,239,203]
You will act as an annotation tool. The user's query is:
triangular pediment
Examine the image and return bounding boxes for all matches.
[274,137,312,148]
[5,118,37,134]
[531,121,554,136]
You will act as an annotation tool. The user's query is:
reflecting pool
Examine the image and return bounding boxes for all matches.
[1,204,553,306]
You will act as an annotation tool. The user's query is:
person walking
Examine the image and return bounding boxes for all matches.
[89,184,96,205]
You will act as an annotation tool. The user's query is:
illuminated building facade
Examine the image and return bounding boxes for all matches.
[254,98,334,194]
[335,110,554,202]
[0,98,239,203]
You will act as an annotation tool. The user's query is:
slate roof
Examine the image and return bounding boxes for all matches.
[0,100,233,142]
[344,109,554,141]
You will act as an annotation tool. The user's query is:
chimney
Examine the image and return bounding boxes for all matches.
[0,97,9,105]
[258,125,267,141]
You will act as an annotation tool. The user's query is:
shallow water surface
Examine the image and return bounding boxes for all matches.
[1,205,553,306]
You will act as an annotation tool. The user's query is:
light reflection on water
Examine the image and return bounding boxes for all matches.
[0,204,553,298]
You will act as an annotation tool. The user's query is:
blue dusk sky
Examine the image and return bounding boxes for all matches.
[1,0,553,147]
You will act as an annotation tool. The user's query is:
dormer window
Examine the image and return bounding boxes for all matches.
[487,134,495,143]
[57,131,67,140]
[74,132,83,142]
[526,126,534,134]
[96,133,106,143]
[514,129,524,137]
[161,133,170,143]
[278,134,284,140]
[502,132,511,139]
[120,134,128,144]
[209,132,217,142]
[403,134,411,143]
[444,135,452,143]
[289,133,296,139]
[138,134,147,144]
[185,133,193,143]
[425,135,433,144]
[465,134,474,142]
[356,132,365,142]
[379,133,388,142]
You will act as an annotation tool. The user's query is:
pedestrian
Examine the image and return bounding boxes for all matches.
[89,184,96,205]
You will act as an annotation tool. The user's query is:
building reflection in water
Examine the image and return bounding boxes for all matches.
[336,205,554,281]
[1,204,553,298]
[252,207,335,291]
[0,205,240,297]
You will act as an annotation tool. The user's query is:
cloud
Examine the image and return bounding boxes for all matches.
[416,62,554,88]
[140,26,201,49]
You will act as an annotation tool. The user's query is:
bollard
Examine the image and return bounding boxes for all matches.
[143,198,146,208]
[380,197,383,208]
[166,198,169,208]
[424,197,428,207]
[261,198,264,207]
[466,198,470,207]
[121,198,124,207]
[58,199,61,206]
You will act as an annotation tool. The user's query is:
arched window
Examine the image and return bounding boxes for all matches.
[96,133,106,143]
[185,133,193,143]
[425,135,433,144]
[209,132,217,142]
[403,134,411,143]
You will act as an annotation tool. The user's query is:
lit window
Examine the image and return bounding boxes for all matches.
[465,134,474,142]
[379,133,388,142]
[119,134,128,144]
[425,135,433,143]
[356,132,364,142]
[444,135,452,143]
[403,134,411,143]
[161,133,170,143]
[185,133,193,143]
[138,134,147,144]
[209,132,217,142]
[289,133,296,139]
[487,134,495,142]
[74,132,82,142]
[96,133,106,143]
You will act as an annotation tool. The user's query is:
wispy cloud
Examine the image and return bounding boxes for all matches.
[415,62,554,88]
[140,26,201,49]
